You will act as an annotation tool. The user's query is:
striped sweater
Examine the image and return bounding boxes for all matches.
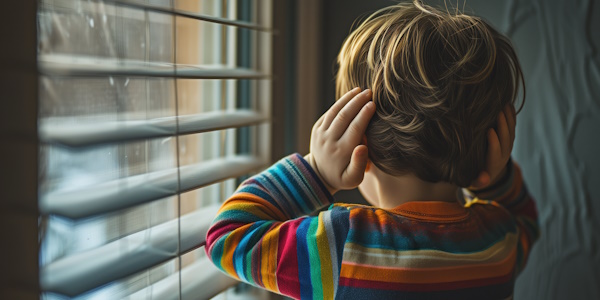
[205,154,539,299]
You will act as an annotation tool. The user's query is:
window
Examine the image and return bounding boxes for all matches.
[37,0,272,299]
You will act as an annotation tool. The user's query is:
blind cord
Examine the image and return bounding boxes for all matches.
[169,0,183,298]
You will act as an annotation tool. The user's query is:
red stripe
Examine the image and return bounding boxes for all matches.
[339,271,514,292]
[205,222,246,250]
[276,220,302,299]
[251,234,263,288]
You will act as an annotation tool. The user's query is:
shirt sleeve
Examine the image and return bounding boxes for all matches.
[465,160,540,274]
[205,153,349,300]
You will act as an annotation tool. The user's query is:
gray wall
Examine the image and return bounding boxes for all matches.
[322,0,600,298]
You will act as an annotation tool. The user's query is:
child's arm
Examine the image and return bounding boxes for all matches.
[204,88,374,299]
[467,105,540,274]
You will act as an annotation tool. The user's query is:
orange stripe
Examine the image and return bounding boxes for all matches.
[220,223,253,279]
[261,223,281,292]
[340,247,516,284]
[338,202,470,222]
[222,202,275,221]
[391,201,468,222]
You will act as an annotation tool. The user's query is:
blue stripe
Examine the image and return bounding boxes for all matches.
[346,226,515,253]
[293,154,334,202]
[296,218,313,300]
[273,166,310,213]
[283,159,322,208]
[328,208,350,266]
[276,164,310,214]
[233,222,265,282]
[237,184,276,205]
[237,176,290,214]
[213,209,264,224]
[277,162,313,209]
[208,231,231,271]
[279,161,318,211]
[262,173,298,218]
[336,279,514,300]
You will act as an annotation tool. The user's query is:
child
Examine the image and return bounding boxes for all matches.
[205,1,539,299]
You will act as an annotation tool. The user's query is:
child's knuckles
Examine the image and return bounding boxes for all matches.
[311,126,320,139]
[317,134,328,145]
[335,110,351,125]
[347,123,362,136]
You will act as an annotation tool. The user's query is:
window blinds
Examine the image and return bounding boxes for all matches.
[38,0,272,298]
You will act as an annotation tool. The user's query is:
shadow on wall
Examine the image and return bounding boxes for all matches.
[320,0,600,298]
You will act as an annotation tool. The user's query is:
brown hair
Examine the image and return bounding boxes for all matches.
[336,1,525,187]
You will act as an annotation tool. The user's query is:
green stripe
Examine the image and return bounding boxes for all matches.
[244,250,255,285]
[307,218,324,299]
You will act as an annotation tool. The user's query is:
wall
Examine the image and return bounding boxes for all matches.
[321,0,600,298]
[0,1,39,299]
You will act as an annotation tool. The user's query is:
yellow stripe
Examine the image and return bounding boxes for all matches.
[343,232,518,269]
[316,213,334,299]
[223,202,278,221]
[222,194,289,220]
[261,223,281,292]
[340,246,517,284]
[220,224,253,280]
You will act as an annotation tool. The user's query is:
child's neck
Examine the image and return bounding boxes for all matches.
[359,166,461,209]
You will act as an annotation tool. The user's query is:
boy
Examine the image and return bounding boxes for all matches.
[205,1,539,299]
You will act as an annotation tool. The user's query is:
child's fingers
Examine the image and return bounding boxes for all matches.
[328,89,372,139]
[504,105,516,142]
[487,128,502,169]
[314,113,325,129]
[342,145,369,187]
[496,111,511,157]
[321,87,361,129]
[341,101,375,145]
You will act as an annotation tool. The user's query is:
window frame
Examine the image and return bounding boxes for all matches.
[11,1,272,298]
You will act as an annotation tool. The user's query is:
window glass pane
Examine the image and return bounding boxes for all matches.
[175,0,238,20]
[43,250,179,300]
[177,79,256,113]
[38,0,268,298]
[39,0,173,62]
[39,77,175,119]
[179,125,256,210]
[39,0,180,298]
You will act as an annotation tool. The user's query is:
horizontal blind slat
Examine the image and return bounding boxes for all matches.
[126,257,237,300]
[40,110,266,147]
[101,0,271,31]
[38,54,269,79]
[40,205,221,297]
[40,155,266,219]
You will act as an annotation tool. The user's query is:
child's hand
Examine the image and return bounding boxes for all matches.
[471,105,517,189]
[305,88,375,195]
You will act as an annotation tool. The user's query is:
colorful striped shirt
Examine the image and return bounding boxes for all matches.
[205,154,539,299]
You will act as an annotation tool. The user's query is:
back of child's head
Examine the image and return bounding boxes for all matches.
[336,0,525,187]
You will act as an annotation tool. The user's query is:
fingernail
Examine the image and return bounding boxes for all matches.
[353,87,361,92]
[366,101,374,109]
[363,89,371,95]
